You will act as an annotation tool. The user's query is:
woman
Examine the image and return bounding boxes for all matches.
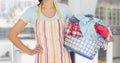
[8,0,73,63]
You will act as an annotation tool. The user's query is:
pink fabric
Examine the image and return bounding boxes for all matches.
[65,22,82,38]
[95,25,109,39]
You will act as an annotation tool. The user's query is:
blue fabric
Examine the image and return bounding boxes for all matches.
[74,14,97,40]
[84,14,94,20]
[69,16,80,23]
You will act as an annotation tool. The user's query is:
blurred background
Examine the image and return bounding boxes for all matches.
[0,0,120,63]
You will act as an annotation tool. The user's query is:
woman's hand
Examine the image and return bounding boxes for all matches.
[28,45,43,56]
[106,37,114,42]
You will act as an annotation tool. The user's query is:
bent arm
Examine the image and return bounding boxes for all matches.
[8,19,33,55]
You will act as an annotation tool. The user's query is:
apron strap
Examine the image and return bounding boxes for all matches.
[37,5,41,20]
[54,1,63,21]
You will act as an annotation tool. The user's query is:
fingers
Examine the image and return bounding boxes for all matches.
[33,45,43,54]
[36,45,43,51]
[106,38,114,42]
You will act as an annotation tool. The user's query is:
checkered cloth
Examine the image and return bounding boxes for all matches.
[65,22,82,38]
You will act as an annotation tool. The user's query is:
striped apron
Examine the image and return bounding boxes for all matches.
[35,2,72,63]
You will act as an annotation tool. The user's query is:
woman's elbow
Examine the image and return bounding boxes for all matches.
[8,32,12,40]
[7,31,18,40]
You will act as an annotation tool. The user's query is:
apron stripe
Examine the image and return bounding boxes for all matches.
[41,22,45,63]
[59,19,65,63]
[64,50,68,63]
[58,20,63,63]
[53,21,60,63]
[67,50,71,63]
[38,20,43,63]
[47,21,52,63]
[43,21,49,63]
[50,21,56,63]
[38,20,42,63]
[63,50,66,63]
[36,20,40,63]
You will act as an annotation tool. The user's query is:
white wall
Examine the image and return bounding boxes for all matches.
[68,0,97,15]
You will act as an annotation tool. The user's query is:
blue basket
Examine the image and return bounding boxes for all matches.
[64,34,107,60]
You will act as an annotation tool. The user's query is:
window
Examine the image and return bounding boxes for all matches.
[0,0,38,27]
[95,5,120,26]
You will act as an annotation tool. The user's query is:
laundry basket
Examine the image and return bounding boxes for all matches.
[64,15,109,60]
[64,33,107,60]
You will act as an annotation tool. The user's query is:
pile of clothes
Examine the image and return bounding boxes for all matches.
[65,14,112,41]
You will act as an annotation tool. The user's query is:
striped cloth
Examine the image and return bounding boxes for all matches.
[35,2,72,63]
[35,20,72,63]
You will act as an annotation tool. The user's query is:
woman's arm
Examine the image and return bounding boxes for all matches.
[8,19,42,56]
